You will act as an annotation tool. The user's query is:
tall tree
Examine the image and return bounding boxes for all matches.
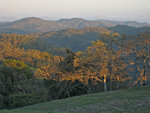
[121,32,150,86]
[74,40,112,92]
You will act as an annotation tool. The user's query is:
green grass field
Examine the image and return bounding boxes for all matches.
[1,85,150,113]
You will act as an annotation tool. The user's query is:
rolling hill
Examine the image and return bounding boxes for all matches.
[0,17,149,34]
[0,85,149,113]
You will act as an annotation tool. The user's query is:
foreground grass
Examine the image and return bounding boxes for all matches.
[1,85,150,113]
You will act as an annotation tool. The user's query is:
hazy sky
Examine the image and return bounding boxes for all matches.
[0,0,150,23]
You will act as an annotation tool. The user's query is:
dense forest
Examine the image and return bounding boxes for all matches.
[0,26,149,109]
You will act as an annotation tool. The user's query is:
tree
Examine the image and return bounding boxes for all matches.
[121,32,150,86]
[74,40,112,92]
[0,59,47,109]
[109,50,131,90]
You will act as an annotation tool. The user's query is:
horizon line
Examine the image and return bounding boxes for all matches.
[0,16,150,24]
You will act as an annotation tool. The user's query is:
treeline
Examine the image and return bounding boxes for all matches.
[0,32,149,109]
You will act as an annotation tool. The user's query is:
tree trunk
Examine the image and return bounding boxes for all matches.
[109,79,112,91]
[104,75,107,92]
[116,76,119,90]
[116,81,119,90]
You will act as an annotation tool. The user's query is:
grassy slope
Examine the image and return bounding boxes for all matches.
[1,86,150,113]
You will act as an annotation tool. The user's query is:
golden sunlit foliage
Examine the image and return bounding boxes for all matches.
[0,32,149,99]
[0,30,150,110]
[4,59,27,69]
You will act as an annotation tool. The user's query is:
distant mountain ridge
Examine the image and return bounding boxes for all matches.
[0,17,66,34]
[0,17,150,34]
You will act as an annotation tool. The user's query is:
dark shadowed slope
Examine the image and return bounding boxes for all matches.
[108,25,150,35]
[23,26,150,52]
[24,27,111,52]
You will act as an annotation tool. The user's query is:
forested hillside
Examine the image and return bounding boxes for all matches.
[0,31,149,109]
[109,25,150,35]
[22,26,150,52]
[23,27,111,52]
[1,0,150,112]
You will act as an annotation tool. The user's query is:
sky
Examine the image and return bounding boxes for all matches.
[0,0,150,23]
